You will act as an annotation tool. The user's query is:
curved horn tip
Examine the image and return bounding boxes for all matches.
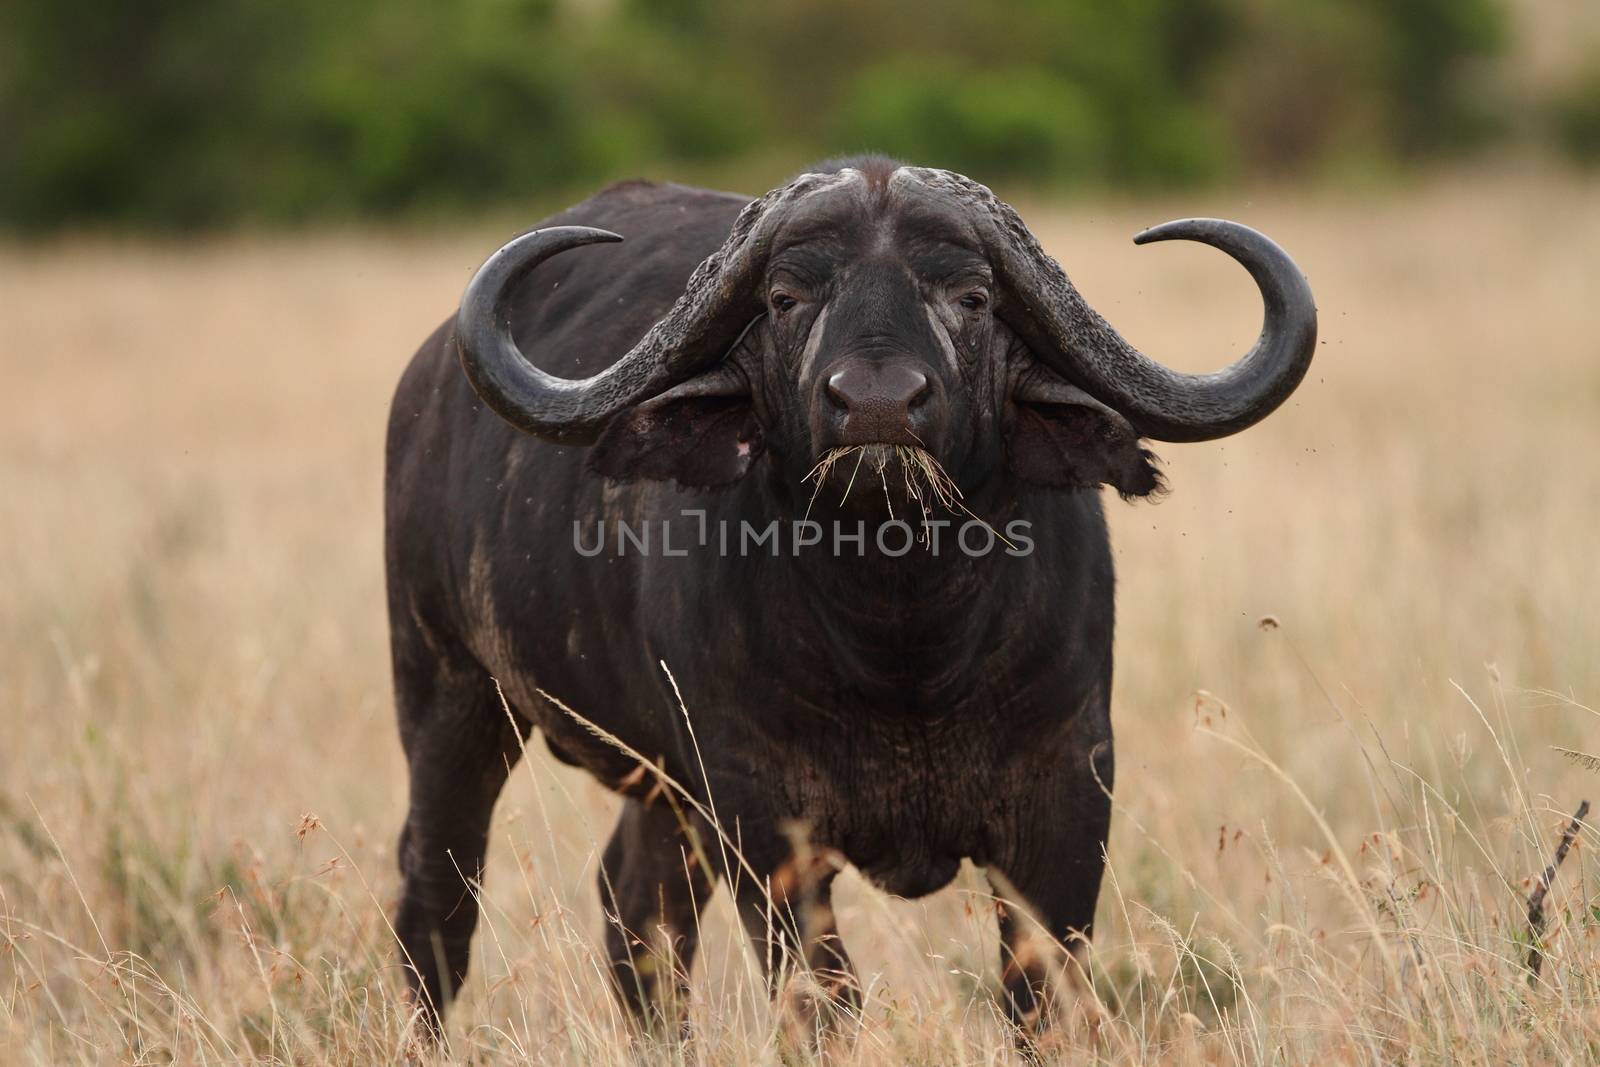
[1131,217,1240,246]
[465,226,625,313]
[511,225,623,248]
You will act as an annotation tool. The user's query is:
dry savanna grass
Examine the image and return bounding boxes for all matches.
[3,169,1600,1064]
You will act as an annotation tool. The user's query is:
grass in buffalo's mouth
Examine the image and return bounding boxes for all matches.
[803,444,1014,548]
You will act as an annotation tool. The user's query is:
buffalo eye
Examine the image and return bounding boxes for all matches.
[957,289,989,312]
[770,291,798,314]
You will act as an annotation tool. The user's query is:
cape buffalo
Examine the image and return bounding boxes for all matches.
[384,156,1316,1035]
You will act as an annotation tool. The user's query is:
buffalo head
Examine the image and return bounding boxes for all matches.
[455,160,1316,508]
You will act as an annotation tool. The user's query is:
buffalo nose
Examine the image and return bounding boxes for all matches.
[826,362,931,428]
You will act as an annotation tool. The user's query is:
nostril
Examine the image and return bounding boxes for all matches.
[826,369,853,410]
[904,370,931,409]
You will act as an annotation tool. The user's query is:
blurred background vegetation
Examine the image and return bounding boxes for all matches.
[2,0,1597,233]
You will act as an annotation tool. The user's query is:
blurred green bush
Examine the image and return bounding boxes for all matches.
[0,0,1525,231]
[1551,54,1600,167]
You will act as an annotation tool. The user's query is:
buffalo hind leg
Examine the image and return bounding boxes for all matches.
[598,797,715,1032]
[393,664,529,1032]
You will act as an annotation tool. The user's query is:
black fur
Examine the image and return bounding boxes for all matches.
[385,160,1161,1035]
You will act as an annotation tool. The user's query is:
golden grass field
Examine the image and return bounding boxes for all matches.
[3,170,1600,1064]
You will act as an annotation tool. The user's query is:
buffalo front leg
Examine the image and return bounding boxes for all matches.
[598,797,715,1031]
[731,832,861,1042]
[392,667,529,1031]
[992,738,1113,1039]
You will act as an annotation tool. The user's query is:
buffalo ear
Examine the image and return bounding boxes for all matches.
[588,364,763,489]
[1007,368,1165,498]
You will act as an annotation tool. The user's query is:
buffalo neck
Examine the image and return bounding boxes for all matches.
[732,475,1042,711]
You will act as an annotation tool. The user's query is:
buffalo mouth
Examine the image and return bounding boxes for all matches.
[804,443,962,521]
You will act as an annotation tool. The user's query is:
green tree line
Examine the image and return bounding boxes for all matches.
[1,0,1583,233]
